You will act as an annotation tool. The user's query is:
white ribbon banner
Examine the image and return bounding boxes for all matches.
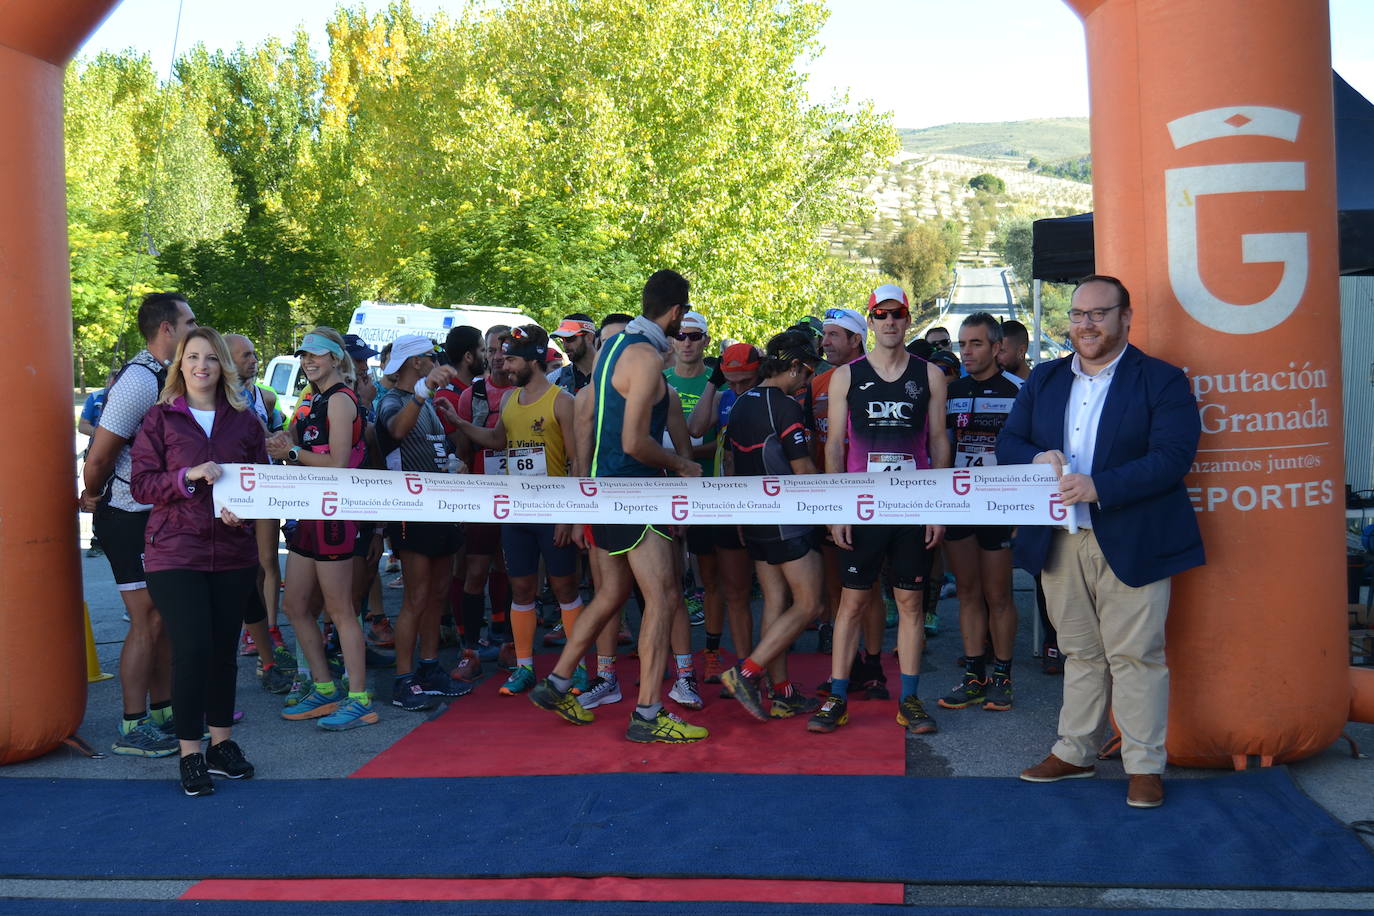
[214,464,1070,527]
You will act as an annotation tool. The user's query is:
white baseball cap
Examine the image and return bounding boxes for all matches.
[867,284,910,311]
[680,311,708,333]
[822,307,866,336]
[383,334,438,375]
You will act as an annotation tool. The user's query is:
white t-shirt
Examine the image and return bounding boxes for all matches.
[189,407,215,437]
[97,350,165,512]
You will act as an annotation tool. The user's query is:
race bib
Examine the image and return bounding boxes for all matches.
[482,449,508,475]
[505,446,547,476]
[866,451,913,473]
[955,449,996,468]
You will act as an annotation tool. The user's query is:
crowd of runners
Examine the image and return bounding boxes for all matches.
[81,270,1173,803]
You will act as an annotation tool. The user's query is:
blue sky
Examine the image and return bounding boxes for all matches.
[81,0,1374,130]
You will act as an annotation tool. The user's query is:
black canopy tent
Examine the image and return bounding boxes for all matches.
[1027,71,1374,354]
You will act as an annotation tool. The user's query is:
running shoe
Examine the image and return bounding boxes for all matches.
[281,687,342,720]
[205,739,255,779]
[983,674,1013,711]
[325,651,345,679]
[543,623,566,647]
[179,753,214,797]
[393,676,438,712]
[319,696,380,731]
[283,676,312,707]
[272,644,297,672]
[451,649,481,682]
[720,665,765,720]
[239,630,257,656]
[112,720,177,758]
[702,649,725,684]
[497,641,518,670]
[86,542,105,558]
[897,695,938,734]
[577,674,622,709]
[924,610,941,636]
[807,695,849,733]
[938,674,988,710]
[366,616,396,648]
[500,665,537,696]
[669,674,704,711]
[420,665,472,698]
[1041,644,1063,675]
[529,678,593,725]
[384,554,400,573]
[686,592,705,628]
[260,664,294,695]
[770,690,821,719]
[816,622,834,655]
[476,639,504,663]
[626,708,708,743]
[571,664,590,695]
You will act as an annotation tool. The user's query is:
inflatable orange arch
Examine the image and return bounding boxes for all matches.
[1,0,1370,766]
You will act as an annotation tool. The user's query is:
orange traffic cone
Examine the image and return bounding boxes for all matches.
[84,602,113,683]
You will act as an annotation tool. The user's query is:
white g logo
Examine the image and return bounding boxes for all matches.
[1165,106,1307,335]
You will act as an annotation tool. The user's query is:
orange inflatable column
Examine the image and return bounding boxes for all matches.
[1067,0,1351,765]
[0,0,122,766]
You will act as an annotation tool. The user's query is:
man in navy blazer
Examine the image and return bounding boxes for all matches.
[996,275,1203,809]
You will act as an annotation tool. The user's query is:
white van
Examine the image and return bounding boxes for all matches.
[261,301,533,416]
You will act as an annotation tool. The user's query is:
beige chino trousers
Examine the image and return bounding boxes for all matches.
[1041,528,1171,774]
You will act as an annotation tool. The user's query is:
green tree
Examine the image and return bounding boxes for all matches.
[968,172,1005,195]
[879,219,960,304]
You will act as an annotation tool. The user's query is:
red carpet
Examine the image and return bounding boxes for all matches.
[182,877,904,904]
[354,651,904,778]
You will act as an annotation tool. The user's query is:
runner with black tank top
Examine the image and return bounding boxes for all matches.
[939,313,1026,713]
[810,285,951,737]
[266,329,378,732]
[529,269,709,745]
[718,331,828,723]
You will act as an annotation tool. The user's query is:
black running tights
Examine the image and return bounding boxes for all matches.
[147,567,257,741]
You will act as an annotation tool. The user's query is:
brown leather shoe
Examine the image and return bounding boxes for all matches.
[1019,753,1096,782]
[1127,774,1164,808]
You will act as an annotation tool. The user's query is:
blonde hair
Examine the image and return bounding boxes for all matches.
[303,326,350,392]
[159,327,247,411]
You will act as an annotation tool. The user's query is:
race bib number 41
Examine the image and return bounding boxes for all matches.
[866,452,913,473]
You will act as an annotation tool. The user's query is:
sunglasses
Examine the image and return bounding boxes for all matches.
[674,331,706,342]
[869,306,909,322]
[824,308,848,320]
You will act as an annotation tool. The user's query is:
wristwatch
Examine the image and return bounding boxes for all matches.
[287,447,301,464]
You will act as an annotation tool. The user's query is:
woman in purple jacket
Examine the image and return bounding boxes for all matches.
[131,327,267,797]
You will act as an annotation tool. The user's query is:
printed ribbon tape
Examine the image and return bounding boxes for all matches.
[215,464,1070,527]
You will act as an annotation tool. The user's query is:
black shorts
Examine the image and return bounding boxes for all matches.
[352,522,379,559]
[288,519,358,563]
[744,529,818,566]
[502,523,577,578]
[386,521,463,558]
[685,524,745,555]
[841,525,932,592]
[463,522,502,556]
[592,523,671,557]
[93,504,149,591]
[945,525,1013,551]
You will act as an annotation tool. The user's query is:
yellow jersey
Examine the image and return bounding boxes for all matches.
[501,384,568,477]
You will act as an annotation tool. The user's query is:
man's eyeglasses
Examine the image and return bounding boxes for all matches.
[1068,304,1122,324]
[870,306,909,322]
[928,337,951,349]
[824,308,847,320]
[674,331,706,342]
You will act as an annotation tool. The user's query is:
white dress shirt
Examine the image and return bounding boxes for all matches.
[1062,347,1127,529]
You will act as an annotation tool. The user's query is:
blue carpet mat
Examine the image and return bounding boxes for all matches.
[1,769,1370,889]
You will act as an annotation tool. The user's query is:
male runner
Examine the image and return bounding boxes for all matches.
[455,325,586,695]
[80,292,196,756]
[809,285,950,735]
[550,313,597,396]
[530,271,707,742]
[719,330,825,720]
[937,313,1024,712]
[376,334,470,710]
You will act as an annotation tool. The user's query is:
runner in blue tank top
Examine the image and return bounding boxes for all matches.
[530,270,710,745]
